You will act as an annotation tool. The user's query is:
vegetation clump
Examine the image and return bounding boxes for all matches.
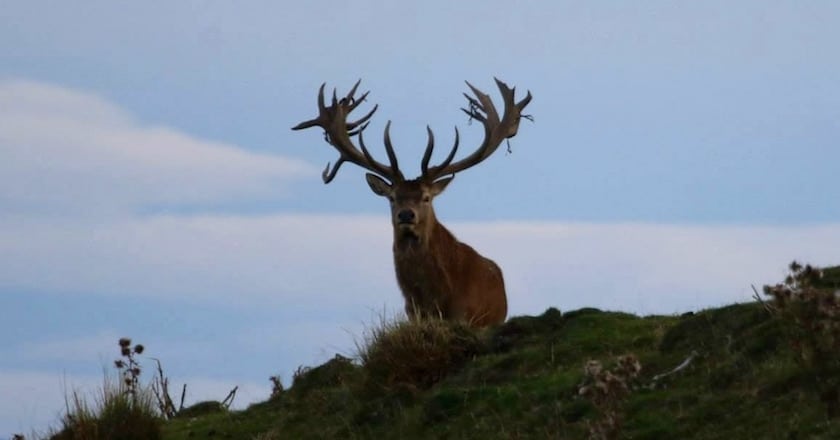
[357,317,484,392]
[290,354,359,398]
[578,354,642,440]
[50,339,162,440]
[764,261,840,417]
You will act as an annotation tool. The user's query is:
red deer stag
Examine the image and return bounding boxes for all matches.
[293,78,532,327]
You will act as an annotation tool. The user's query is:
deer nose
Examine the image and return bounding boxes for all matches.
[397,209,415,224]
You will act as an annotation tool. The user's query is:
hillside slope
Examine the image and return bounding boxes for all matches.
[162,281,840,439]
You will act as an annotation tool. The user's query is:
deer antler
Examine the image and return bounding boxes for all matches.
[422,78,532,182]
[293,80,404,184]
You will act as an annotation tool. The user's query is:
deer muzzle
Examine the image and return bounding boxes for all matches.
[397,209,416,225]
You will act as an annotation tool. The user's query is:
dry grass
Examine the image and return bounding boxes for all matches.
[356,314,485,392]
[46,338,162,440]
[49,375,162,440]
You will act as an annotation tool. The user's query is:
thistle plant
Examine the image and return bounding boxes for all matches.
[115,338,145,402]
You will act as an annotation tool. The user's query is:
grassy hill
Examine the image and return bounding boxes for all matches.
[159,264,840,439]
[47,265,840,439]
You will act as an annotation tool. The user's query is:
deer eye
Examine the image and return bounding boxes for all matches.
[422,196,431,203]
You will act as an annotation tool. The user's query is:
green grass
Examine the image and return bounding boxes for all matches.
[159,300,840,439]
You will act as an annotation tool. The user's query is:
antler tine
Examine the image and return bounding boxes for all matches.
[340,80,375,119]
[291,84,329,131]
[357,124,378,166]
[382,121,404,181]
[421,126,460,180]
[494,77,532,139]
[420,126,435,175]
[347,105,377,132]
[317,83,328,113]
[331,87,339,108]
[322,157,346,184]
[463,80,500,125]
[348,91,370,113]
[423,79,531,181]
[495,77,533,122]
[345,79,362,102]
[438,126,460,171]
[347,120,369,139]
[293,81,404,184]
[518,90,533,111]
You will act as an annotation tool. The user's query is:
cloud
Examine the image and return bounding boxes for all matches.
[19,330,122,363]
[0,79,316,216]
[458,222,840,314]
[2,210,838,315]
[0,214,395,306]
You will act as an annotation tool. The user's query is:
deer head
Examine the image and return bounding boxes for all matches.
[293,79,532,248]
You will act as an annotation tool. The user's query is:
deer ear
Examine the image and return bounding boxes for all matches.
[430,176,454,197]
[365,173,392,197]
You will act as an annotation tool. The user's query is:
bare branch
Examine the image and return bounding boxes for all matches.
[651,350,699,383]
[221,386,239,409]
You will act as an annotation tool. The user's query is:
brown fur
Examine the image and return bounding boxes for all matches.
[368,176,507,327]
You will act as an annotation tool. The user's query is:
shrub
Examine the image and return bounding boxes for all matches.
[764,261,840,417]
[357,316,484,392]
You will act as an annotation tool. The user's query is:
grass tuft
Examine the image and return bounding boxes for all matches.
[357,315,485,392]
[46,339,162,440]
[50,376,161,440]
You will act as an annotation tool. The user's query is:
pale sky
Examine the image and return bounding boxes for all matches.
[2,1,840,436]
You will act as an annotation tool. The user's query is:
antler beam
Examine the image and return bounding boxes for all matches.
[422,78,532,181]
[293,81,404,183]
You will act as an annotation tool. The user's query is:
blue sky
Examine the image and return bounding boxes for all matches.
[2,1,840,436]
